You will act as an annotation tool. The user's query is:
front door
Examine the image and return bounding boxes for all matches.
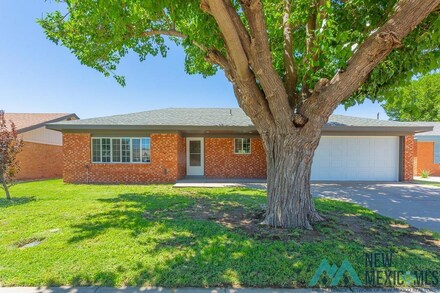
[186,137,204,176]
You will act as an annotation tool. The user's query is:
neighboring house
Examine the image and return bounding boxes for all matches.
[5,113,79,180]
[412,122,440,176]
[46,108,431,184]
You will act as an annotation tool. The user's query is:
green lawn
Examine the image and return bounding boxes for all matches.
[0,180,439,288]
[414,180,440,188]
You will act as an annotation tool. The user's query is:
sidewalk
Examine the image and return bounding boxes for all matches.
[0,287,437,293]
[413,176,440,183]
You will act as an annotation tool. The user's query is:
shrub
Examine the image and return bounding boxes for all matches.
[420,170,431,178]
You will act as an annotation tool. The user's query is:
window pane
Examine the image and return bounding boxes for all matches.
[122,138,131,162]
[242,138,251,153]
[142,138,151,163]
[92,138,101,162]
[132,139,141,162]
[93,137,152,163]
[190,154,201,166]
[435,142,440,164]
[234,139,242,153]
[235,138,251,154]
[189,140,201,154]
[102,138,111,162]
[112,139,121,162]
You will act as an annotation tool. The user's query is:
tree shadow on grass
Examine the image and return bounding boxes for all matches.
[68,189,265,243]
[66,189,440,288]
[0,196,36,208]
[42,271,118,288]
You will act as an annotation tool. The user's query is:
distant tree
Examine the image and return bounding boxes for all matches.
[382,73,440,121]
[39,0,440,228]
[0,111,24,200]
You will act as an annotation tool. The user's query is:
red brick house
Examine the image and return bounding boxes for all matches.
[412,122,440,176]
[47,108,431,184]
[5,113,78,180]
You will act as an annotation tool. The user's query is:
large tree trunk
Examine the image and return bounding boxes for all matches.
[201,0,440,229]
[262,130,324,229]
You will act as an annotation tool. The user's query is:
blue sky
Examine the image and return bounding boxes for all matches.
[0,0,388,120]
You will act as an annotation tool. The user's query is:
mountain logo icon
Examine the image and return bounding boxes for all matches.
[309,258,362,286]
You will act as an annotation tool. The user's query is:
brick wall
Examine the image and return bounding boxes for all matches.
[413,139,418,176]
[63,133,413,183]
[15,141,63,180]
[403,135,414,181]
[63,133,184,184]
[177,136,186,179]
[413,141,440,176]
[204,138,266,178]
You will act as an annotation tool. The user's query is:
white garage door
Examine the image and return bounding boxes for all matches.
[311,136,399,181]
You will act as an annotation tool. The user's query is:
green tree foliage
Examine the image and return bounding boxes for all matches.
[38,0,440,99]
[383,73,440,121]
[38,0,440,228]
[0,111,24,200]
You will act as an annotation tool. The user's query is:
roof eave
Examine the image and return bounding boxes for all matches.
[322,125,433,134]
[19,114,79,134]
[46,123,433,135]
[46,124,257,132]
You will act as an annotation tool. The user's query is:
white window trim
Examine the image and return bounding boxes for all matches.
[91,137,151,164]
[92,138,101,163]
[234,138,252,155]
[101,138,111,163]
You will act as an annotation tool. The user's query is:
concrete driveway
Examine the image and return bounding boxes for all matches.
[312,182,440,232]
[176,178,440,232]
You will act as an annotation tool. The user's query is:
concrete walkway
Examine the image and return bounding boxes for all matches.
[1,287,436,293]
[174,178,267,189]
[414,176,440,183]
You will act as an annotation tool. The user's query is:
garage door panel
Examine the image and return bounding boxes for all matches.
[311,136,399,181]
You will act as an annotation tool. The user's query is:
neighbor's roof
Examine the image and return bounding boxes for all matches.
[4,113,79,133]
[46,108,432,134]
[411,122,440,137]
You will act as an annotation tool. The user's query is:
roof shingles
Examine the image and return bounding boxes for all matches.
[52,108,413,126]
[47,108,432,133]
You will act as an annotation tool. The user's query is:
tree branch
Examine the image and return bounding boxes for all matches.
[239,0,294,129]
[202,0,275,129]
[140,29,207,51]
[204,0,252,80]
[282,0,298,105]
[139,13,272,128]
[303,0,440,125]
[140,29,187,39]
[223,1,252,57]
[325,0,440,105]
[140,6,268,131]
[301,0,326,97]
[239,0,272,63]
[140,29,229,70]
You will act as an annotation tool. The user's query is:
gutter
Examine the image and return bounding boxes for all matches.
[46,123,433,135]
[321,125,433,134]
